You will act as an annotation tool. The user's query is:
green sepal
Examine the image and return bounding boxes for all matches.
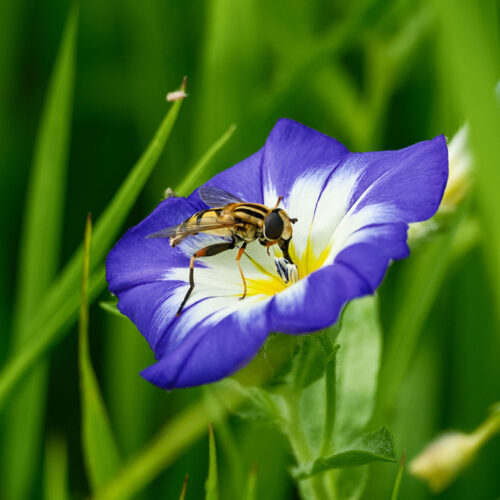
[291,327,340,391]
[98,297,125,318]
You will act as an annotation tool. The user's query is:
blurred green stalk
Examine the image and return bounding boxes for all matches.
[1,6,78,499]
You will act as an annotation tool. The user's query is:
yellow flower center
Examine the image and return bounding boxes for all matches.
[243,238,332,298]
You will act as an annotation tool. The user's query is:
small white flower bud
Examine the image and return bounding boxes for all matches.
[440,125,473,212]
[409,432,477,492]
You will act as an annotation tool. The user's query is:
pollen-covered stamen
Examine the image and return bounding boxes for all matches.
[274,257,299,284]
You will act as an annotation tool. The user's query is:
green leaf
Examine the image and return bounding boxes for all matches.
[2,5,78,499]
[0,81,185,411]
[44,435,69,500]
[294,427,396,479]
[79,216,121,490]
[205,425,219,500]
[334,296,382,448]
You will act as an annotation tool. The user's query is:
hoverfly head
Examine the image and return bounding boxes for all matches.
[263,210,285,241]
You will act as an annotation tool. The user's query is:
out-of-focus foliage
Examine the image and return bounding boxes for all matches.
[0,0,499,499]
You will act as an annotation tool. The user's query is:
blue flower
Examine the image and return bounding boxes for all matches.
[106,119,448,389]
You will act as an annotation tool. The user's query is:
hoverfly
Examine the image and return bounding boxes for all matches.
[147,186,298,316]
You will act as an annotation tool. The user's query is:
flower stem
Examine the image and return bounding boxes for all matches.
[284,391,336,500]
[472,405,500,446]
[320,344,339,456]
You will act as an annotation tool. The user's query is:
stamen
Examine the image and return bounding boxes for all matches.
[274,257,299,284]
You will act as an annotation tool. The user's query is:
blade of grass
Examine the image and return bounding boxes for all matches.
[44,435,69,500]
[0,267,105,409]
[203,387,245,497]
[101,123,236,460]
[79,215,121,490]
[390,454,405,500]
[439,0,500,321]
[92,385,245,500]
[2,6,78,499]
[205,425,219,500]
[376,213,471,419]
[178,475,189,500]
[244,467,257,500]
[0,81,185,411]
[176,123,236,196]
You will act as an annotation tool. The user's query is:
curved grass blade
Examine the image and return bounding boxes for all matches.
[390,454,406,500]
[44,435,69,500]
[79,215,121,490]
[178,475,189,500]
[2,5,78,499]
[440,0,500,320]
[205,425,219,500]
[376,215,466,419]
[244,467,257,500]
[92,385,245,500]
[0,82,185,411]
[176,123,236,196]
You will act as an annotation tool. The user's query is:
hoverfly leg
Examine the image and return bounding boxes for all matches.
[176,255,196,316]
[236,242,248,300]
[265,240,277,256]
[176,240,236,316]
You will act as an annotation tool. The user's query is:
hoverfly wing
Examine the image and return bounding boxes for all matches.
[146,225,180,239]
[147,217,237,240]
[199,185,245,207]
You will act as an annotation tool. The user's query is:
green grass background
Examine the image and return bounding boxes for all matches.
[0,0,499,499]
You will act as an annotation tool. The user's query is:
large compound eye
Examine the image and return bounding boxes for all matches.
[263,210,284,240]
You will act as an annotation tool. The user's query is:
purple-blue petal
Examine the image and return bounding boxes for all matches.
[262,118,349,203]
[348,135,448,222]
[106,118,449,389]
[141,300,272,389]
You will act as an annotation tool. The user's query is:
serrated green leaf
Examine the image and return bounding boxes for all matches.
[79,216,121,490]
[44,435,69,500]
[205,425,219,500]
[295,427,396,479]
[2,5,78,499]
[0,81,184,411]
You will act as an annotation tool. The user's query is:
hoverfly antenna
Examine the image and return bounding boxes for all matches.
[273,196,283,210]
[290,218,298,224]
